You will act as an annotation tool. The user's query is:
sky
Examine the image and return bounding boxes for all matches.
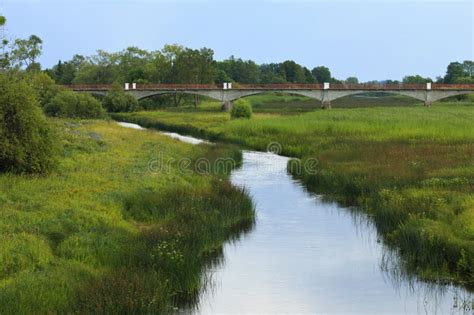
[1,0,472,81]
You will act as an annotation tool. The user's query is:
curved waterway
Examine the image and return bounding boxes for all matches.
[117,122,473,314]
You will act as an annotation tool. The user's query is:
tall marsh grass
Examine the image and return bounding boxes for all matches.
[116,102,474,288]
[0,120,254,313]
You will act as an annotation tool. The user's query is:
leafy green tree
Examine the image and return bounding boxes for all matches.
[454,76,474,84]
[402,75,432,84]
[444,62,466,83]
[10,35,43,70]
[47,56,85,84]
[102,83,140,112]
[462,60,473,77]
[114,46,150,83]
[279,60,306,83]
[260,63,286,83]
[217,56,260,83]
[303,67,315,83]
[0,73,57,173]
[311,66,331,83]
[25,72,61,107]
[45,90,104,118]
[0,15,9,70]
[345,77,359,84]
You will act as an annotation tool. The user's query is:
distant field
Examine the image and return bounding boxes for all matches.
[144,92,448,114]
[115,102,474,288]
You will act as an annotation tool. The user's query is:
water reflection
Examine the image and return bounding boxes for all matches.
[117,122,472,314]
[194,151,473,314]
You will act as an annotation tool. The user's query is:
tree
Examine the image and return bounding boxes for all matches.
[444,62,465,83]
[0,15,8,69]
[45,90,105,118]
[10,35,43,70]
[217,56,260,84]
[260,63,286,83]
[402,75,432,84]
[453,76,474,84]
[311,66,331,83]
[25,72,61,108]
[462,60,473,77]
[280,60,306,83]
[47,57,83,84]
[303,67,315,83]
[345,77,359,84]
[0,73,57,173]
[102,83,140,112]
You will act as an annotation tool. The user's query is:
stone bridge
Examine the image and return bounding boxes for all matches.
[67,83,474,110]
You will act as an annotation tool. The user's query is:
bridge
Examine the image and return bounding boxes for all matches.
[67,83,474,110]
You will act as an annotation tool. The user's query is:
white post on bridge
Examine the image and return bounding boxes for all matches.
[124,83,130,90]
[322,82,331,109]
[425,82,433,107]
[132,83,137,90]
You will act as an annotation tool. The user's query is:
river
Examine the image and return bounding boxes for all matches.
[117,122,473,314]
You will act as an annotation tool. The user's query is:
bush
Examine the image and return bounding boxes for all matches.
[25,72,61,108]
[0,74,57,173]
[230,101,252,119]
[102,84,140,112]
[45,90,105,118]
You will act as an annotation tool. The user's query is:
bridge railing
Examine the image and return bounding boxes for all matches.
[136,84,223,90]
[431,84,474,90]
[65,83,474,91]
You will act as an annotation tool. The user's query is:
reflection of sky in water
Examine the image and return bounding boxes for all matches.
[117,123,472,314]
[117,122,210,145]
[195,151,472,315]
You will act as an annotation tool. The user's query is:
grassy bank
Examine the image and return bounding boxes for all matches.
[0,119,254,313]
[115,101,474,288]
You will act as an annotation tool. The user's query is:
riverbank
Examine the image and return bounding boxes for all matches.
[114,101,474,288]
[0,119,254,313]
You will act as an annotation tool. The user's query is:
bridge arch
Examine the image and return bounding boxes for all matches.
[86,91,107,98]
[325,90,473,104]
[227,90,323,102]
[133,90,223,101]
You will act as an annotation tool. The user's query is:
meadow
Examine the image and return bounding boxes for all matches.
[0,119,254,313]
[115,95,474,288]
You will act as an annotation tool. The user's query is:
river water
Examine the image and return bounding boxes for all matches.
[117,122,473,314]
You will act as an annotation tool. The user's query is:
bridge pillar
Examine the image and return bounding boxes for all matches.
[321,100,332,109]
[424,90,433,107]
[221,101,233,111]
[321,90,331,109]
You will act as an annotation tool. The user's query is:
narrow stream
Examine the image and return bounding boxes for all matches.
[118,122,473,314]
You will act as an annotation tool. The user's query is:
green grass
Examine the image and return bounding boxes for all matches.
[115,99,474,289]
[146,92,421,114]
[0,119,254,313]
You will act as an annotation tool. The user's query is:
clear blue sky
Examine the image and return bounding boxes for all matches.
[1,0,472,81]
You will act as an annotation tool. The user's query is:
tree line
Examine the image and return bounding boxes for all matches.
[0,14,473,174]
[45,45,474,86]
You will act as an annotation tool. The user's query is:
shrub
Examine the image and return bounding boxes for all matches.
[45,90,105,118]
[0,74,57,173]
[230,101,252,119]
[25,72,61,108]
[102,84,140,112]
